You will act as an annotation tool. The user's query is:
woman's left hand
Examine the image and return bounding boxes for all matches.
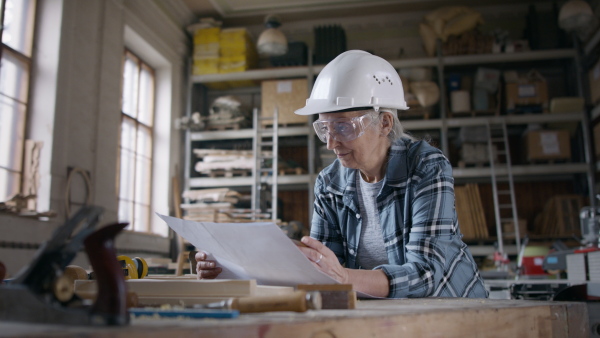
[298,236,349,284]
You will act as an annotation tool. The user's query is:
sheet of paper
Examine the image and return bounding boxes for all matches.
[158,214,338,286]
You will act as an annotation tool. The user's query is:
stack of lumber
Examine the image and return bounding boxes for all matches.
[193,149,264,174]
[181,188,241,223]
[74,278,294,307]
[533,194,584,237]
[454,184,489,239]
[181,202,235,222]
[183,188,241,204]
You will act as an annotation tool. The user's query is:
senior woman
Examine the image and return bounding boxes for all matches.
[196,50,488,299]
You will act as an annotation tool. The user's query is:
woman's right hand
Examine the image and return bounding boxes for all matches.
[195,251,222,279]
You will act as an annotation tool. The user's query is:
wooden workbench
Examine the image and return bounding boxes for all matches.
[1,298,589,337]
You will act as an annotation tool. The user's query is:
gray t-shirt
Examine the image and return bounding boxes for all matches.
[356,173,389,269]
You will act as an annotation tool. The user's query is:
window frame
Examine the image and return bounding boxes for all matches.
[0,0,36,203]
[118,49,156,233]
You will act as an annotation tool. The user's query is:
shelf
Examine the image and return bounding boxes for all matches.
[402,119,443,130]
[192,66,324,83]
[188,174,312,188]
[188,164,587,189]
[446,112,583,127]
[191,49,577,84]
[453,163,589,179]
[190,125,312,141]
[440,49,576,67]
[403,112,583,130]
[469,245,518,256]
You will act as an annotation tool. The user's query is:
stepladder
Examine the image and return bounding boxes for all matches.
[486,121,521,266]
[252,107,279,222]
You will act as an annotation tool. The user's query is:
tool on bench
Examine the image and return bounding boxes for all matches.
[64,254,148,281]
[0,206,130,326]
[117,256,148,279]
[194,290,322,313]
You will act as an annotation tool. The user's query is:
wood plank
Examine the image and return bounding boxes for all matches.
[455,185,475,239]
[75,279,258,298]
[470,184,489,238]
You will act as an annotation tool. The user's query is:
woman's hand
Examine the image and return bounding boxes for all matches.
[195,251,222,279]
[298,236,349,284]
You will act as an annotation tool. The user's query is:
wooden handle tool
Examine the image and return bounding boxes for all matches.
[197,290,321,313]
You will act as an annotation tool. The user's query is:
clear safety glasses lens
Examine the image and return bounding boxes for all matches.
[312,114,374,143]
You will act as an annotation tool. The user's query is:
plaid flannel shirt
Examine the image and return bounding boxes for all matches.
[311,138,488,298]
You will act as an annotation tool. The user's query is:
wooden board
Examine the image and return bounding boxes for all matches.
[0,299,589,337]
[75,279,258,298]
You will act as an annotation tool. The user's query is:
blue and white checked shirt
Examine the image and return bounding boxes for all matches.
[311,138,488,298]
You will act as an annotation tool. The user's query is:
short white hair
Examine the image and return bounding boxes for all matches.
[377,108,416,142]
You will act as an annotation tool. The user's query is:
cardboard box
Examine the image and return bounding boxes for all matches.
[505,81,548,111]
[589,58,600,105]
[525,130,571,161]
[261,79,308,125]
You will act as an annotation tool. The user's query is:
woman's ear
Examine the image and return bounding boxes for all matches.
[381,112,393,136]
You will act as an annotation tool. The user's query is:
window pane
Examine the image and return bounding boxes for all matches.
[134,152,151,206]
[0,95,26,171]
[138,65,154,126]
[0,168,20,201]
[118,198,133,230]
[0,50,30,103]
[2,0,36,56]
[120,116,136,152]
[136,125,152,158]
[119,118,136,200]
[119,146,135,200]
[121,56,138,118]
[134,203,150,232]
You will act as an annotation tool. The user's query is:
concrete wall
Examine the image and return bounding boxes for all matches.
[0,0,194,277]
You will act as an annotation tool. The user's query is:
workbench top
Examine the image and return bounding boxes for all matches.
[1,298,589,337]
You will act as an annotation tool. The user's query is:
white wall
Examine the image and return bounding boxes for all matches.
[0,0,194,277]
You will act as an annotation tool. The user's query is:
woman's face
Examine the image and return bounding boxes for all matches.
[317,110,390,172]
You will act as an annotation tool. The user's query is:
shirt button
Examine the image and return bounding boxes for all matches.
[356,214,361,219]
[349,249,355,254]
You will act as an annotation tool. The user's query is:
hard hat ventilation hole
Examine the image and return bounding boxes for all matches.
[373,75,394,85]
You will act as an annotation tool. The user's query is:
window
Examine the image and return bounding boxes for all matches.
[0,0,36,201]
[118,50,155,232]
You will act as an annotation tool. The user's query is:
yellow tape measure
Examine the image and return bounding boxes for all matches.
[117,256,148,279]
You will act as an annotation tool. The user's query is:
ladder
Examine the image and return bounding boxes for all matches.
[486,121,521,259]
[252,107,279,222]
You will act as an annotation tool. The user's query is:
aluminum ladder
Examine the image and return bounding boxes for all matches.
[251,107,278,222]
[486,121,521,259]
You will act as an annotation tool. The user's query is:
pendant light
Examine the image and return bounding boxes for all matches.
[257,15,288,57]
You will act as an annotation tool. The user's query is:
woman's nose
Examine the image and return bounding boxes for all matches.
[326,134,338,150]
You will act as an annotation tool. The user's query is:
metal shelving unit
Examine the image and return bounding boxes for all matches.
[184,48,594,242]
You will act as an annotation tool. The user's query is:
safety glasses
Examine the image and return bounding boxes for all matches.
[312,112,377,143]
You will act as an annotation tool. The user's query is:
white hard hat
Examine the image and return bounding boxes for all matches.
[295,50,408,115]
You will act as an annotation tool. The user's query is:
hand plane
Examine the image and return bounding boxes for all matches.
[0,205,129,326]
